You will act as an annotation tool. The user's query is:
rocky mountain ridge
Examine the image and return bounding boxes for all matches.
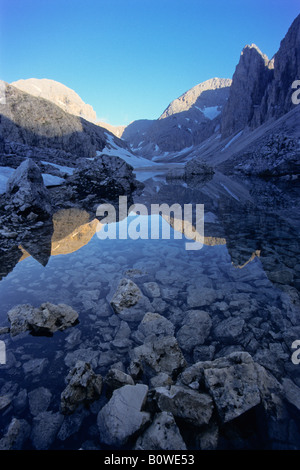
[221,14,300,138]
[181,13,300,177]
[0,81,146,171]
[123,78,232,155]
[12,78,98,123]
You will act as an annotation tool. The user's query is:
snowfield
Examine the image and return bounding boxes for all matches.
[195,105,221,120]
[97,133,158,168]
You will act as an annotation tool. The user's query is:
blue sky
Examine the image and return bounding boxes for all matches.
[0,0,299,126]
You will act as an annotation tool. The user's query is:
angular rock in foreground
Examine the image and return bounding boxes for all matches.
[61,361,103,414]
[5,158,52,217]
[135,412,187,450]
[154,385,214,427]
[282,378,300,411]
[129,335,187,380]
[203,352,261,422]
[184,351,283,424]
[7,302,78,337]
[97,384,150,446]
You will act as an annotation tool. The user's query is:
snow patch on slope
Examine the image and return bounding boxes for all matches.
[41,161,75,175]
[221,130,243,151]
[195,106,221,120]
[98,133,158,168]
[0,167,15,194]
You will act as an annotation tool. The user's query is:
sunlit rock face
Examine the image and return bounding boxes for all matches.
[11,78,98,123]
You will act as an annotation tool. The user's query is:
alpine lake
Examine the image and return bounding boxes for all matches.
[0,168,299,450]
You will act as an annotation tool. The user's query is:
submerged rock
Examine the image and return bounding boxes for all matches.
[0,395,12,411]
[134,312,175,343]
[31,411,63,450]
[110,278,142,313]
[97,384,150,446]
[28,387,52,416]
[22,358,49,376]
[176,310,212,353]
[143,282,161,298]
[0,418,30,450]
[60,361,103,414]
[213,316,245,343]
[109,278,153,322]
[187,286,218,308]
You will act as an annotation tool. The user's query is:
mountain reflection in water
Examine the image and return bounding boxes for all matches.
[0,170,299,450]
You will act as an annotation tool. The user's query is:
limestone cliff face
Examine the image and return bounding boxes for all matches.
[221,14,300,138]
[11,78,98,123]
[221,44,274,138]
[261,14,300,121]
[0,82,114,160]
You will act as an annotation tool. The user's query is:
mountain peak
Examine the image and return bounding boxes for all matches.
[239,43,272,69]
[159,77,232,120]
[11,78,98,123]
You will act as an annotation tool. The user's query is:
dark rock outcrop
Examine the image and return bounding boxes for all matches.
[67,155,140,204]
[5,158,52,217]
[0,82,108,159]
[7,302,79,337]
[221,44,274,137]
[262,14,300,121]
[221,14,300,138]
[60,361,103,414]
